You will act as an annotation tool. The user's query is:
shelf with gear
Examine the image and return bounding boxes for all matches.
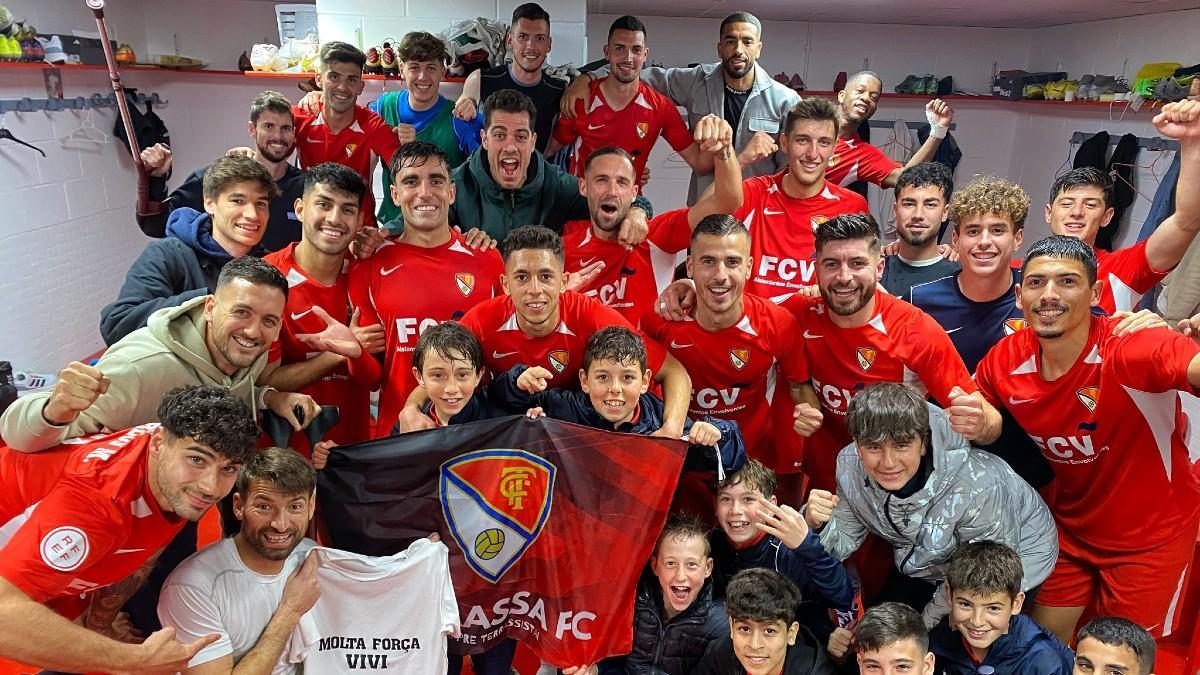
[0,61,467,82]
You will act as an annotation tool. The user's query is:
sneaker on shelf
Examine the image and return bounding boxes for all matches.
[894,74,923,94]
[1155,76,1189,102]
[921,74,937,95]
[789,73,805,92]
[381,45,397,76]
[14,370,58,391]
[365,46,381,75]
[20,24,37,62]
[937,75,953,96]
[1077,74,1095,100]
[39,34,65,63]
[1022,83,1045,99]
[0,34,19,61]
[1045,79,1078,100]
[1090,75,1116,100]
[833,70,847,92]
[0,5,12,37]
[773,71,789,85]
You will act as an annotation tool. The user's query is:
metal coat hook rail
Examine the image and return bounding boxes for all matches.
[1070,131,1178,152]
[0,92,167,115]
[867,119,958,131]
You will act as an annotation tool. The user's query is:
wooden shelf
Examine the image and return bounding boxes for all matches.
[0,62,463,82]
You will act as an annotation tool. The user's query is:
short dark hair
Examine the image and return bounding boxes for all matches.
[608,15,646,41]
[511,2,550,26]
[718,458,776,499]
[412,321,484,374]
[655,511,711,557]
[725,568,801,625]
[1077,617,1156,674]
[719,12,761,38]
[854,602,929,654]
[158,385,259,464]
[304,162,366,205]
[500,225,563,264]
[814,212,880,255]
[946,541,1023,600]
[397,31,449,65]
[202,155,281,201]
[216,256,289,300]
[1050,167,1113,209]
[895,162,953,203]
[844,70,883,92]
[483,89,537,131]
[249,90,292,125]
[390,140,451,178]
[783,97,840,138]
[847,383,930,447]
[319,41,365,71]
[690,213,748,243]
[583,146,635,177]
[235,445,316,497]
[1021,234,1099,286]
[583,326,647,372]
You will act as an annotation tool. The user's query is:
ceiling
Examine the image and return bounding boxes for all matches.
[586,0,1200,28]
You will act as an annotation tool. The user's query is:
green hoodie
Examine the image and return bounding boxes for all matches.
[0,295,267,452]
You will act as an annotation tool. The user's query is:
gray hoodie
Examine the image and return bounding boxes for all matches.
[1,295,266,451]
[818,404,1059,627]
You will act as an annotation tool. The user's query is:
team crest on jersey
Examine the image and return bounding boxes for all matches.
[440,449,555,583]
[856,347,877,371]
[1003,318,1027,335]
[548,350,569,373]
[729,348,750,370]
[455,273,475,297]
[344,143,358,158]
[828,154,841,167]
[1076,386,1099,412]
[811,215,830,232]
[635,122,649,139]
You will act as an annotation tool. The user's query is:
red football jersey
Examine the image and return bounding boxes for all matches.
[642,294,809,473]
[825,136,900,188]
[780,290,974,489]
[733,173,869,301]
[292,105,401,227]
[347,234,505,437]
[561,208,692,323]
[460,291,667,390]
[264,244,374,450]
[1095,241,1169,314]
[974,316,1200,551]
[0,425,184,616]
[553,78,694,179]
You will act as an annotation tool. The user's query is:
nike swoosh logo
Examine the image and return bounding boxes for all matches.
[670,341,693,349]
[115,548,146,554]
[945,326,963,334]
[1007,396,1036,405]
[588,124,605,130]
[764,209,785,215]
[802,331,823,339]
[291,309,313,321]
[381,265,403,276]
[580,257,598,267]
[492,350,519,358]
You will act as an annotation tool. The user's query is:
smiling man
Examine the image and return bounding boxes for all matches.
[102,156,279,345]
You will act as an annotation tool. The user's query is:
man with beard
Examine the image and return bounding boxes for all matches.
[560,12,799,204]
[777,212,992,492]
[825,71,954,194]
[548,16,704,180]
[138,91,306,251]
[453,3,566,155]
[881,163,958,299]
[158,446,322,675]
[561,114,741,322]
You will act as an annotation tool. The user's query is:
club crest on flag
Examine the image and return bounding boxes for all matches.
[636,122,649,139]
[455,273,475,297]
[440,449,556,583]
[729,348,749,370]
[856,347,876,371]
[548,350,569,373]
[1076,386,1099,412]
[1004,318,1027,335]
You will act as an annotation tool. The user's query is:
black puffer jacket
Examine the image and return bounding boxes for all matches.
[623,571,727,675]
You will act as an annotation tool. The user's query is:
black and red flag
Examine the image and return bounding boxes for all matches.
[317,415,686,667]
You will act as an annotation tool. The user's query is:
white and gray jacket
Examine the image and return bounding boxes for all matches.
[818,404,1059,627]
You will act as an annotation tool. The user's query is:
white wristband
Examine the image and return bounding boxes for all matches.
[929,124,948,139]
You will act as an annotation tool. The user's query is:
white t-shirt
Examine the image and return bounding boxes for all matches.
[158,536,317,674]
[286,538,459,673]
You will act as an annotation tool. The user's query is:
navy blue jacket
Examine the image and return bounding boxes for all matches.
[931,613,1074,675]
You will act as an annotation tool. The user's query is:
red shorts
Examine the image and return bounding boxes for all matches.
[1036,521,1198,638]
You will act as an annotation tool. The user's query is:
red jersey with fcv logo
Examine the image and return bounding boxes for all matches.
[732,174,868,302]
[460,291,668,391]
[780,290,974,491]
[0,425,184,618]
[974,316,1200,551]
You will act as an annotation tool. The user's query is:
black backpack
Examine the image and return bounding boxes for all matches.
[113,88,170,155]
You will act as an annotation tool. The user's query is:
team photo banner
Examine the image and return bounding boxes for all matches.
[317,415,687,667]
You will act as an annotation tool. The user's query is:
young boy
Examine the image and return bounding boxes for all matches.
[711,459,855,642]
[1073,617,1156,675]
[930,541,1073,675]
[851,602,937,675]
[696,568,834,675]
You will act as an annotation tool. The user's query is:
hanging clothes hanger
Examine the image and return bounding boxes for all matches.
[59,108,110,145]
[0,114,46,157]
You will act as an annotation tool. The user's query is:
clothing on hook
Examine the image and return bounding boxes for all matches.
[0,114,47,157]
